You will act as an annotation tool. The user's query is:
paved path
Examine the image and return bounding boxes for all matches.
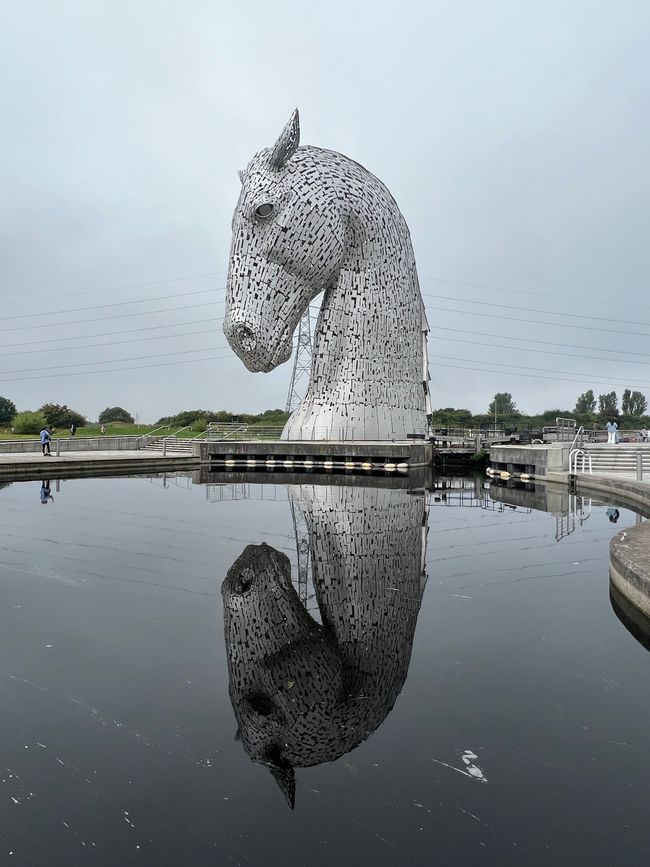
[0,449,192,464]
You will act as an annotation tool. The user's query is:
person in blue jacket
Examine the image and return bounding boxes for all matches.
[606,419,618,445]
[40,427,52,456]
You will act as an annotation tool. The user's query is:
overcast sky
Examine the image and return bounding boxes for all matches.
[1,0,649,422]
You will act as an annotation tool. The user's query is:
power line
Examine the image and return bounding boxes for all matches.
[423,292,650,329]
[437,354,650,389]
[0,345,226,376]
[0,300,221,334]
[3,270,227,306]
[428,304,650,338]
[0,353,236,384]
[429,360,649,390]
[0,287,224,321]
[432,325,650,360]
[0,325,224,358]
[0,316,225,350]
[419,275,650,313]
[433,335,650,367]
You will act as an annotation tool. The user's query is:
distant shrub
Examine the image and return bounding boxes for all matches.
[13,411,48,435]
[0,395,16,424]
[39,403,87,428]
[99,406,135,424]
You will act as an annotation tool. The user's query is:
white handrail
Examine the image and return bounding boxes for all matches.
[569,448,592,474]
[569,426,584,451]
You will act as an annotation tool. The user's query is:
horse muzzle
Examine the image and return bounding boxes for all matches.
[223,317,292,372]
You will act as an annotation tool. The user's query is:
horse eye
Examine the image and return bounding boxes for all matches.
[255,202,274,219]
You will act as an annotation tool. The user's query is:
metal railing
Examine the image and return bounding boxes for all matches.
[569,426,585,451]
[205,422,359,441]
[569,448,593,474]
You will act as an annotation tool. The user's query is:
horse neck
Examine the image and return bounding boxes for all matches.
[291,485,425,662]
[313,165,423,382]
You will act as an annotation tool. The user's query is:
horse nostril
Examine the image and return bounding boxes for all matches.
[235,324,257,353]
[234,568,255,595]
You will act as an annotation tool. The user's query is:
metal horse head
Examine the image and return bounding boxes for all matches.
[223,110,347,372]
[221,543,342,808]
[221,485,428,808]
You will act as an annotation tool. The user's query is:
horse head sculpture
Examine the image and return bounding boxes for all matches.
[221,485,428,808]
[224,110,431,440]
[224,110,346,374]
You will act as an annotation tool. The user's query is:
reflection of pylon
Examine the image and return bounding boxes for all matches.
[290,499,310,606]
[285,310,313,413]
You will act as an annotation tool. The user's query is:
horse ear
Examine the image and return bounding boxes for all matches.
[269,109,300,170]
[238,170,246,185]
[268,763,296,810]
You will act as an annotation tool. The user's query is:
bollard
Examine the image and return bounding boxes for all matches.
[163,439,167,457]
[637,452,643,481]
[56,439,61,457]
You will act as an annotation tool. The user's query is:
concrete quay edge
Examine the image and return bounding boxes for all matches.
[0,450,198,481]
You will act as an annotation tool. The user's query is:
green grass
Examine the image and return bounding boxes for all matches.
[0,419,288,441]
[0,422,158,440]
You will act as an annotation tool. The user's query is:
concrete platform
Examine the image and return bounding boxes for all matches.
[0,449,198,481]
[195,438,434,470]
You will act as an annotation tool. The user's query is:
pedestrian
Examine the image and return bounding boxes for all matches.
[40,480,54,504]
[40,426,52,456]
[70,422,76,437]
[606,507,620,523]
[100,424,105,436]
[606,419,618,445]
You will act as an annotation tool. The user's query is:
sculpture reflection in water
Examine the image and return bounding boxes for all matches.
[221,484,428,808]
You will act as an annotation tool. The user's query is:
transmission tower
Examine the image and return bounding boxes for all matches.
[285,309,313,413]
[290,499,311,607]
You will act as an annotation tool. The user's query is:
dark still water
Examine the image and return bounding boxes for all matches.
[0,474,649,866]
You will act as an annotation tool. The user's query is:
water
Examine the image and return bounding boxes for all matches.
[0,474,649,866]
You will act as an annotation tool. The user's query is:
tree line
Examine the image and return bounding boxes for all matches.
[431,388,650,430]
[0,397,289,435]
[0,398,136,434]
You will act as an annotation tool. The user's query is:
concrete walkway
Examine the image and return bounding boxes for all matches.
[0,449,198,480]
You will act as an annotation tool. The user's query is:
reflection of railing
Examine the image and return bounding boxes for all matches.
[555,495,591,541]
[204,483,288,502]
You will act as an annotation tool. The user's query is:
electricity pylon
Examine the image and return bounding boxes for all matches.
[285,309,313,413]
[290,499,311,608]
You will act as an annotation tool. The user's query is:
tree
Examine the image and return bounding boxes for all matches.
[0,396,16,424]
[39,403,87,428]
[13,411,47,435]
[621,389,647,417]
[487,392,519,417]
[598,391,618,418]
[99,406,135,424]
[575,390,596,414]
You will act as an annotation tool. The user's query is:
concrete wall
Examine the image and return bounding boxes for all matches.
[489,444,570,475]
[196,440,434,466]
[0,436,145,454]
